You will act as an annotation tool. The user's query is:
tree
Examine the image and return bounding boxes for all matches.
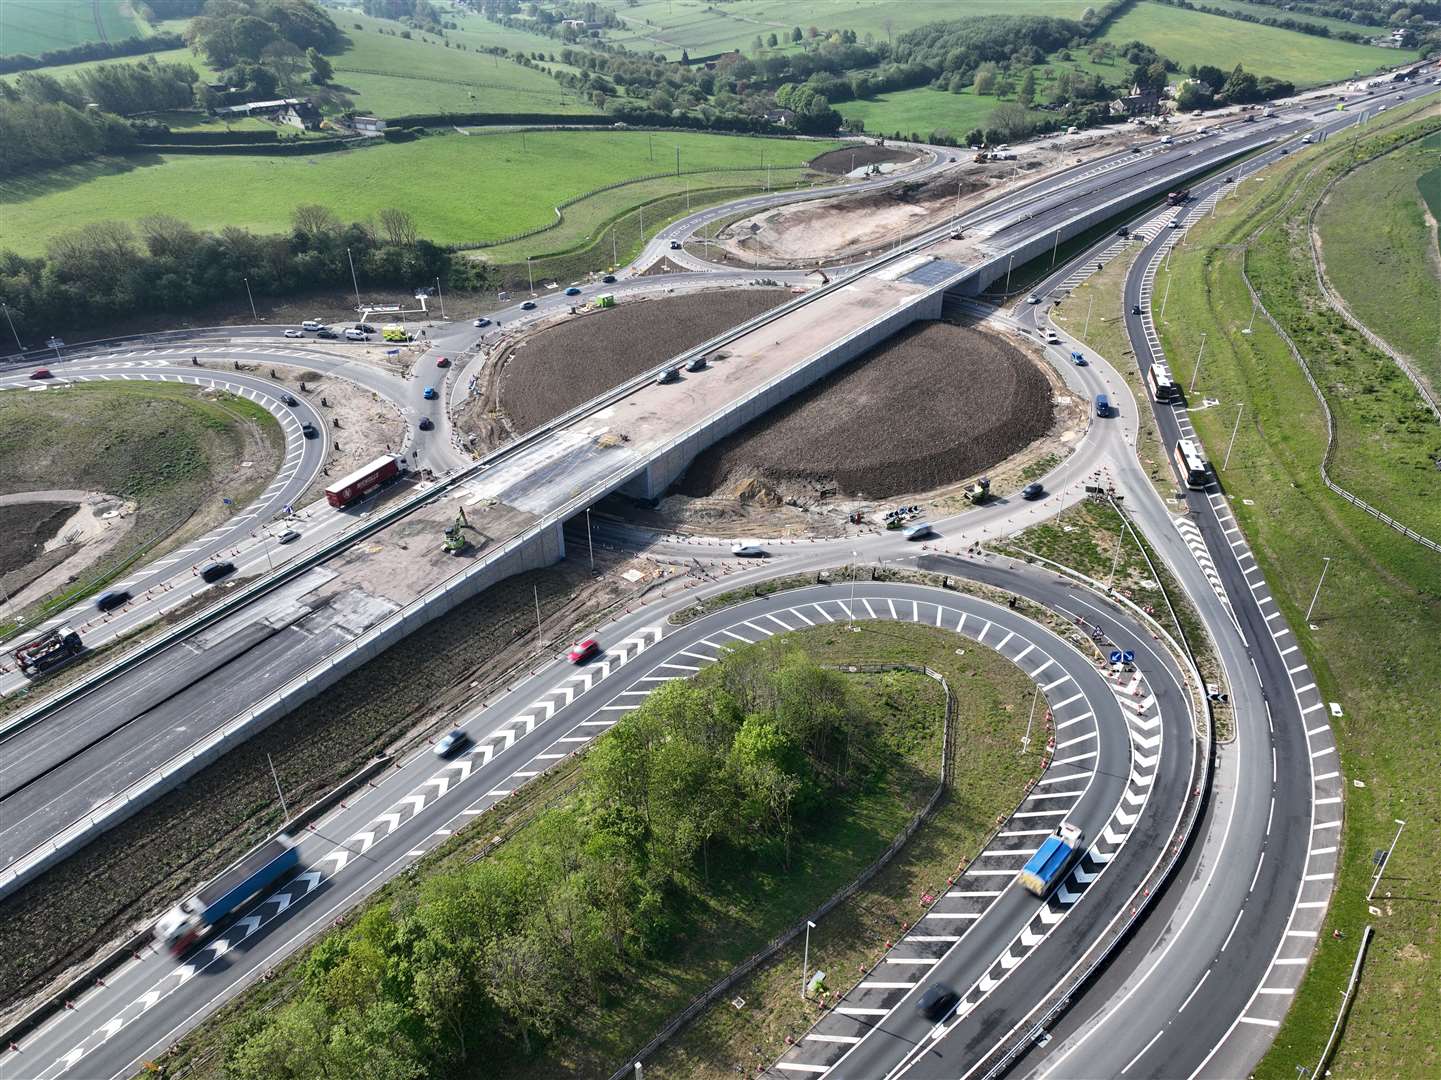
[973,61,999,95]
[307,47,333,84]
[986,100,1032,140]
[377,207,417,246]
[1019,69,1036,106]
[291,203,340,240]
[767,32,778,48]
[483,929,567,1055]
[790,26,802,43]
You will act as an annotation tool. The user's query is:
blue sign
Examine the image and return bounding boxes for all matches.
[1109,650,1123,664]
[1122,650,1136,664]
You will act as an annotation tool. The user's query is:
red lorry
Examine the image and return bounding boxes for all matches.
[1166,188,1190,205]
[12,626,84,679]
[324,455,404,509]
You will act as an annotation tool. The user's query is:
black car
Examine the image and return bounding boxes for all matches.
[96,590,131,612]
[521,300,536,310]
[656,367,680,385]
[1131,304,1142,315]
[200,561,235,583]
[301,422,318,439]
[685,355,707,372]
[916,984,959,1022]
[316,328,339,339]
[357,323,377,333]
[281,393,298,407]
[418,416,434,430]
[1022,482,1045,500]
[602,274,617,283]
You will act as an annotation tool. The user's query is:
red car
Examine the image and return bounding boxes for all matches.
[30,368,52,379]
[567,638,599,664]
[435,356,451,368]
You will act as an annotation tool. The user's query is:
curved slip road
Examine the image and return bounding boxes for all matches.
[3,571,1188,1080]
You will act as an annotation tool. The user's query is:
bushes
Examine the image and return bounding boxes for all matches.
[223,642,878,1077]
[0,32,185,77]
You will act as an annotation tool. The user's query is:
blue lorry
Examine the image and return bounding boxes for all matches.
[1018,822,1085,897]
[154,836,298,955]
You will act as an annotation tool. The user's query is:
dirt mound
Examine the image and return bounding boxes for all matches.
[810,145,920,174]
[679,320,1053,501]
[494,289,790,436]
[0,502,74,579]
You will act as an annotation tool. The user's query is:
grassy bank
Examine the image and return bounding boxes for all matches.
[1315,136,1441,388]
[1151,105,1441,1079]
[1102,2,1412,86]
[0,382,281,627]
[159,621,1035,1080]
[0,130,839,256]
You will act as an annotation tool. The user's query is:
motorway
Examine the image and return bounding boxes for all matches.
[1,74,1435,1080]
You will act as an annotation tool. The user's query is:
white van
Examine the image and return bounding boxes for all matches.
[301,319,324,331]
[730,542,765,557]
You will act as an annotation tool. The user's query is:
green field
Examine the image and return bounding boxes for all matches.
[1103,2,1413,87]
[1317,136,1441,387]
[0,130,839,254]
[329,11,596,117]
[1195,0,1388,37]
[837,86,1028,139]
[593,0,1092,59]
[0,0,148,58]
[1150,107,1441,1080]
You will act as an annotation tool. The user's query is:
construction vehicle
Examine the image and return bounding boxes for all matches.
[593,294,615,309]
[966,477,993,504]
[11,625,84,679]
[973,149,991,163]
[1166,188,1190,205]
[381,324,411,343]
[154,836,298,955]
[442,507,469,554]
[1019,822,1085,897]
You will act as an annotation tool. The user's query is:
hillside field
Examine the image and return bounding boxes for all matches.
[0,0,147,58]
[593,0,1093,59]
[1317,134,1441,387]
[0,130,840,254]
[1103,2,1415,87]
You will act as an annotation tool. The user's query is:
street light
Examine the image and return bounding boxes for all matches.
[1367,819,1406,901]
[527,256,535,294]
[848,551,859,630]
[346,246,362,312]
[435,276,446,318]
[1,300,23,351]
[1188,331,1207,392]
[801,919,817,998]
[1304,556,1333,623]
[1223,403,1244,471]
[243,277,257,319]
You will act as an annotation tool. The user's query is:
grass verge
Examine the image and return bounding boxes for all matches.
[1151,105,1441,1080]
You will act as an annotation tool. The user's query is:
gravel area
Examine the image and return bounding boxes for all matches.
[493,289,791,436]
[679,320,1054,500]
[810,145,920,174]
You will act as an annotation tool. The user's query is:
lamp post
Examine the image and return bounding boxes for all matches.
[586,507,595,573]
[1304,556,1332,623]
[801,920,817,998]
[848,551,859,629]
[346,247,361,312]
[1223,403,1244,471]
[1159,273,1173,320]
[527,256,535,294]
[435,277,446,318]
[1188,332,1207,392]
[243,277,257,319]
[2,300,24,351]
[1083,292,1095,340]
[1003,252,1015,294]
[1367,819,1406,901]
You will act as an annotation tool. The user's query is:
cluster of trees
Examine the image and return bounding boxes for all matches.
[0,99,134,177]
[1,58,199,117]
[0,205,485,345]
[361,0,444,34]
[1240,0,1440,28]
[1176,63,1296,110]
[186,0,344,70]
[0,31,185,77]
[221,644,875,1077]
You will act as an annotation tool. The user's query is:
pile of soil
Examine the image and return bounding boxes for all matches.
[0,503,74,579]
[679,320,1054,501]
[810,145,920,174]
[493,289,790,436]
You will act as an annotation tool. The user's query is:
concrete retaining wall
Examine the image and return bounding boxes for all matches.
[0,521,566,902]
[623,289,947,500]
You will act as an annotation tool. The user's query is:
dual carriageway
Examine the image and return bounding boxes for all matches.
[1,76,1434,1080]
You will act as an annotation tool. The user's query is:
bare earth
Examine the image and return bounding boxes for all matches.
[457,289,792,451]
[809,144,921,175]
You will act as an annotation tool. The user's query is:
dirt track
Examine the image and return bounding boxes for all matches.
[459,289,791,449]
[678,320,1054,501]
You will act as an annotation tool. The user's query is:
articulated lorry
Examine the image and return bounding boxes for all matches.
[1018,822,1085,897]
[1166,188,1190,205]
[324,454,405,509]
[11,626,83,679]
[154,836,299,955]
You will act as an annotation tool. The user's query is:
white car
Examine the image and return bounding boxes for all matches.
[283,329,304,338]
[344,328,368,341]
[730,542,766,557]
[301,319,324,331]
